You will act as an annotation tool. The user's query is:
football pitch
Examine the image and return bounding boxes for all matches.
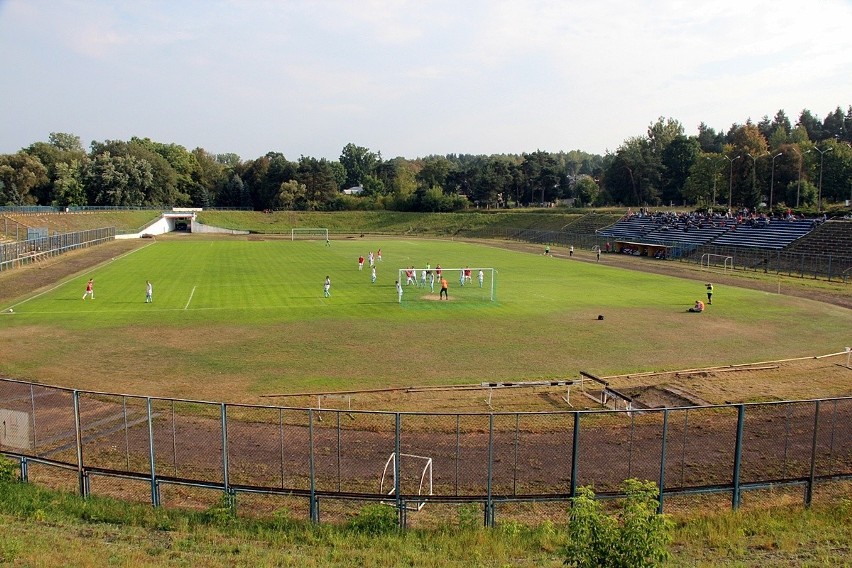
[1,237,850,403]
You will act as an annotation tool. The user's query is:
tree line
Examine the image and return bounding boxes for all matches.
[1,106,850,213]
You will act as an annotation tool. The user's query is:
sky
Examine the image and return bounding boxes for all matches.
[1,0,851,162]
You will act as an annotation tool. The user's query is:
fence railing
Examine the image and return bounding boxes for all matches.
[0,228,115,272]
[1,377,849,526]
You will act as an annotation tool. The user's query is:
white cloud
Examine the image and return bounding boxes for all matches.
[0,0,849,159]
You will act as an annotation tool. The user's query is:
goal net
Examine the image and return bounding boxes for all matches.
[291,228,329,241]
[397,267,497,302]
[701,253,733,272]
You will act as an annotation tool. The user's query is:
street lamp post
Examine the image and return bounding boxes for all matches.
[811,146,833,213]
[705,156,719,207]
[769,152,782,212]
[723,154,741,212]
[746,153,759,202]
[796,149,803,208]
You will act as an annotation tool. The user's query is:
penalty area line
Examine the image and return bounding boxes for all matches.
[184,286,196,310]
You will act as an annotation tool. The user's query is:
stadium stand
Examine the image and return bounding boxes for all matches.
[709,219,816,249]
[598,212,825,251]
[784,219,852,257]
[596,215,657,242]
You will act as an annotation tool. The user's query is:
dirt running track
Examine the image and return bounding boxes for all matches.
[2,379,849,508]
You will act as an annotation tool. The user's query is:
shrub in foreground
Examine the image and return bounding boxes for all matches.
[565,479,673,568]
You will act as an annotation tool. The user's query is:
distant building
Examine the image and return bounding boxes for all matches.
[342,186,365,195]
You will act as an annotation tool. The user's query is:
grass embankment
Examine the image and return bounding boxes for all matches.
[3,211,162,234]
[195,209,623,235]
[0,477,848,567]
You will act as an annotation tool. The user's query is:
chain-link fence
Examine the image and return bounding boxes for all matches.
[1,378,850,526]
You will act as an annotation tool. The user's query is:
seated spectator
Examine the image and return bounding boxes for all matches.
[688,300,705,313]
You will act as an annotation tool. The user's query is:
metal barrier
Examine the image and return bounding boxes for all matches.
[1,378,849,526]
[0,228,115,272]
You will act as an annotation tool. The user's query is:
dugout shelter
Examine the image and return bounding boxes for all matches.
[614,240,671,259]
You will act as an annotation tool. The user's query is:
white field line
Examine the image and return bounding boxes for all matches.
[184,286,197,310]
[3,240,156,311]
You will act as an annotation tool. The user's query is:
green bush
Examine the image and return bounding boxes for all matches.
[347,504,399,536]
[0,457,18,483]
[202,493,236,526]
[457,503,481,530]
[564,479,673,568]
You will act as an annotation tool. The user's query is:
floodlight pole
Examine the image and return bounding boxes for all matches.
[705,156,719,206]
[746,153,759,203]
[796,148,804,207]
[811,146,832,213]
[724,154,741,212]
[769,152,782,212]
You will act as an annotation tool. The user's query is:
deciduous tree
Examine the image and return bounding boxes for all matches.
[0,152,48,205]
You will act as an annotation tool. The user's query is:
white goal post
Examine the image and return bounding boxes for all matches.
[380,452,433,511]
[701,253,733,272]
[291,228,329,241]
[397,267,497,302]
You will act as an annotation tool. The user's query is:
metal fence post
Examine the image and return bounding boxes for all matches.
[336,411,342,493]
[658,409,669,514]
[146,397,159,506]
[828,399,837,476]
[278,409,286,488]
[806,400,821,507]
[680,408,689,487]
[570,412,580,498]
[513,414,519,496]
[122,397,130,470]
[309,409,318,523]
[72,390,86,498]
[394,413,402,528]
[455,414,460,496]
[485,413,495,527]
[731,405,745,510]
[29,384,37,451]
[221,403,231,509]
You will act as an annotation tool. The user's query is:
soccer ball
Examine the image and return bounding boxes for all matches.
[7,308,12,313]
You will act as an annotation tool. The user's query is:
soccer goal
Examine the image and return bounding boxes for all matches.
[291,227,329,241]
[380,452,433,512]
[397,267,497,302]
[701,253,733,272]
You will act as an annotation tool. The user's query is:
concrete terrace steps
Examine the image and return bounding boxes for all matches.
[785,219,852,257]
[598,216,822,251]
[711,220,816,250]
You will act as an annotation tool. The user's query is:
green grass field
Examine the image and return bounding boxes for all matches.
[1,235,850,405]
[0,234,851,566]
